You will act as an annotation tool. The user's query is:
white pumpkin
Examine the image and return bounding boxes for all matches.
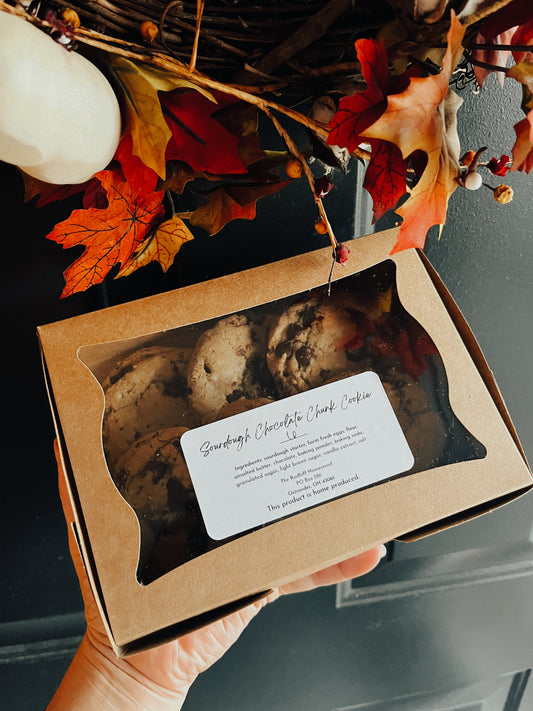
[0,12,121,184]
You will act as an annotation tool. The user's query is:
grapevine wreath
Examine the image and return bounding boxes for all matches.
[0,0,531,297]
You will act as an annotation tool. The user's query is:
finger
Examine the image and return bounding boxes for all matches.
[278,545,386,595]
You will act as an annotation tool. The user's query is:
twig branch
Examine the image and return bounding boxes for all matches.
[189,0,204,71]
[264,109,337,253]
[243,0,353,79]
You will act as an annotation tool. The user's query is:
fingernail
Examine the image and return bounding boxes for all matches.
[378,544,388,560]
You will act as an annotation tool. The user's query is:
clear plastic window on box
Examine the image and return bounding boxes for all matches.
[80,260,486,584]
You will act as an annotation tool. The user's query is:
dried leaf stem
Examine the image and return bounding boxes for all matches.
[264,108,337,253]
[460,0,516,28]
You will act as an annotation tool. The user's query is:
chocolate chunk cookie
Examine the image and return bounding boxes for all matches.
[187,314,275,423]
[326,367,447,472]
[102,346,200,469]
[380,368,447,472]
[266,292,379,397]
[114,426,209,583]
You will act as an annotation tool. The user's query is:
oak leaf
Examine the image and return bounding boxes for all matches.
[161,90,247,175]
[190,181,291,235]
[361,13,465,252]
[117,215,194,277]
[46,167,165,296]
[108,57,213,179]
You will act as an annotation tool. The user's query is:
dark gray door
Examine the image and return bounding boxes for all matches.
[1,76,532,711]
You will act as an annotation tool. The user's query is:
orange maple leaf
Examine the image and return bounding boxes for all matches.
[47,168,165,297]
[361,13,465,252]
[190,181,291,235]
[117,215,194,277]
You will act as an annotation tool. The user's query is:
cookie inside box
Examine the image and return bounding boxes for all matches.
[79,259,486,585]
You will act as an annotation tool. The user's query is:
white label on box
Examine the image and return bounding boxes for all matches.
[181,371,414,540]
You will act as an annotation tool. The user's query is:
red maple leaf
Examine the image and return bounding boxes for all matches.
[114,133,159,194]
[46,167,165,297]
[34,182,89,208]
[363,140,406,222]
[328,39,408,222]
[161,89,247,175]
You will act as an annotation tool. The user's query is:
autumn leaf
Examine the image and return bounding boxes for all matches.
[114,133,159,194]
[509,16,533,64]
[189,181,291,235]
[19,171,86,206]
[158,160,200,194]
[46,168,165,297]
[473,0,532,43]
[363,141,407,222]
[117,215,194,277]
[328,39,409,222]
[212,100,268,167]
[328,39,391,154]
[471,27,516,88]
[511,110,533,173]
[507,60,533,95]
[470,0,532,85]
[108,56,214,178]
[361,12,465,252]
[161,90,247,175]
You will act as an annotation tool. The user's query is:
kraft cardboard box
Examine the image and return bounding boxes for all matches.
[38,228,532,656]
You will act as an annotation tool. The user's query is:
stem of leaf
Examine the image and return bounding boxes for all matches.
[166,190,177,215]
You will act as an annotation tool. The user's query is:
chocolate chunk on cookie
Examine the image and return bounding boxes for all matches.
[188,314,275,423]
[114,427,209,582]
[102,346,200,469]
[267,293,378,397]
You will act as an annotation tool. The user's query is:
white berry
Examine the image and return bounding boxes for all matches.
[464,171,482,190]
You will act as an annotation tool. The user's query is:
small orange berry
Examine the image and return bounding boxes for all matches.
[286,156,303,179]
[61,8,80,29]
[314,219,328,234]
[140,20,159,42]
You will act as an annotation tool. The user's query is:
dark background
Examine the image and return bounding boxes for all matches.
[1,74,532,710]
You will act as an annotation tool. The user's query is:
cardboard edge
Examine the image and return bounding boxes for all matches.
[416,249,531,468]
[38,335,122,654]
[39,332,275,655]
[36,238,533,652]
[117,590,271,658]
[391,250,533,542]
